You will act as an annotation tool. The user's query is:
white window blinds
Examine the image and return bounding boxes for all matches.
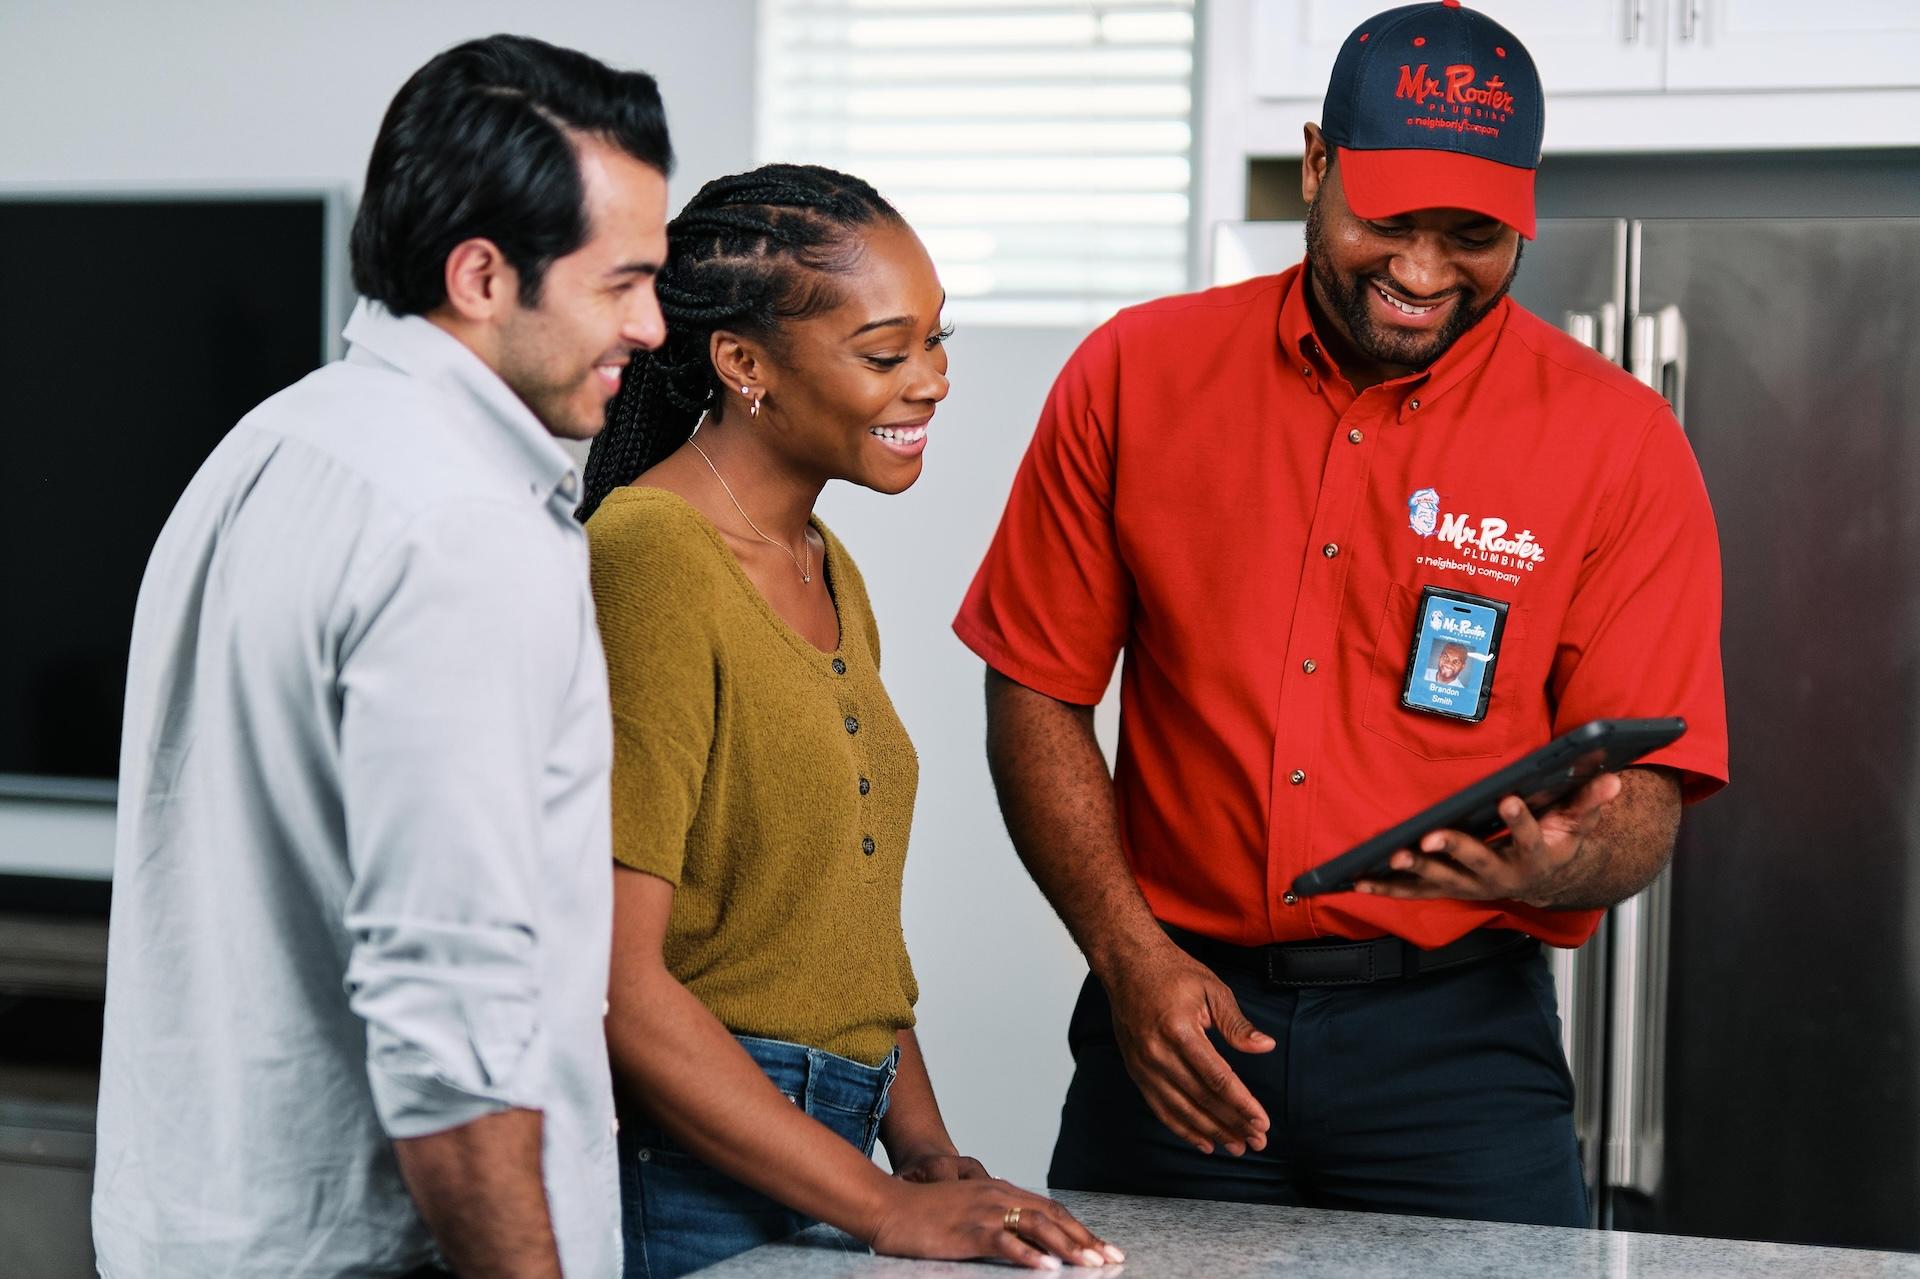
[757,0,1198,324]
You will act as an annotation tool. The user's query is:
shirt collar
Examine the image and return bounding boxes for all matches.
[1276,259,1511,423]
[342,298,581,508]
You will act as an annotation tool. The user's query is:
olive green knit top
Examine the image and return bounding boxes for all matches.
[585,486,918,1066]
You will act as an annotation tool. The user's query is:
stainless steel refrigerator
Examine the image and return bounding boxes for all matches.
[1212,215,1920,1251]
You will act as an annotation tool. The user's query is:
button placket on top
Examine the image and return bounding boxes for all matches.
[832,650,880,862]
[1264,385,1392,928]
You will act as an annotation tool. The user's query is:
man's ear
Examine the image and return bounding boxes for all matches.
[442,237,519,321]
[1302,123,1330,205]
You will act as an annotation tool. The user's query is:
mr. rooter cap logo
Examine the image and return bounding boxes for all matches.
[1396,62,1515,113]
[1391,48,1518,137]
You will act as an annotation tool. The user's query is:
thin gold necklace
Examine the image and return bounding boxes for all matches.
[688,426,812,584]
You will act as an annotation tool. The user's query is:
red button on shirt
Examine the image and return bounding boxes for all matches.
[954,264,1728,949]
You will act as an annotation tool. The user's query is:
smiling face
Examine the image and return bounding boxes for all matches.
[1300,127,1521,388]
[491,136,669,440]
[1436,643,1469,685]
[744,219,951,494]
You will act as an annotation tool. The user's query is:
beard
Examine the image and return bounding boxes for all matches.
[494,308,624,441]
[1303,191,1522,372]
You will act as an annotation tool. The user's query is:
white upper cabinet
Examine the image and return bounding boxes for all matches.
[1664,0,1920,90]
[1252,0,1666,99]
[1249,0,1920,99]
[1249,0,1375,101]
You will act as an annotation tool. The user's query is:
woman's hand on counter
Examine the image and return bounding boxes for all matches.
[867,1178,1125,1270]
[891,1149,991,1182]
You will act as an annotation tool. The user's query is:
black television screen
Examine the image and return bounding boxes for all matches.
[0,193,337,797]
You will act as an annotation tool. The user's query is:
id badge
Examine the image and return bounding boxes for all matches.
[1400,585,1509,723]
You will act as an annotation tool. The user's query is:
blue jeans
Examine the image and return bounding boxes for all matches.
[618,1034,899,1279]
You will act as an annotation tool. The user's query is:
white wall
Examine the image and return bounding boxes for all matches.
[818,324,1103,1187]
[0,1,753,196]
[0,0,756,879]
[2,0,1100,1191]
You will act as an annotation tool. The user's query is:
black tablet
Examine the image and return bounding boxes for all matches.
[1289,717,1688,897]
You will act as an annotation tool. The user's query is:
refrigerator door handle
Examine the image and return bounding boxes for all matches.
[1630,304,1689,426]
[1606,867,1673,1198]
[1623,0,1645,44]
[1605,300,1688,1204]
[1563,302,1621,364]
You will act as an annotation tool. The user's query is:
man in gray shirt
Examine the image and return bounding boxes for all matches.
[93,35,670,1278]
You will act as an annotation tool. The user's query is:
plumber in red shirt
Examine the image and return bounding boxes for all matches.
[955,0,1727,1225]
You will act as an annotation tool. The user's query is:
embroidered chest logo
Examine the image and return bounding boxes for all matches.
[1408,488,1441,537]
[1407,488,1548,587]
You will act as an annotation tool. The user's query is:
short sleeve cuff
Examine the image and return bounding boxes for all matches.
[951,615,1110,707]
[1637,745,1729,804]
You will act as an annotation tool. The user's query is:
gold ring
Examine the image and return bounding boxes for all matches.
[1004,1205,1022,1234]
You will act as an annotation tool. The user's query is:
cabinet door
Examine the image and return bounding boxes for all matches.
[1664,0,1920,90]
[1250,0,1666,102]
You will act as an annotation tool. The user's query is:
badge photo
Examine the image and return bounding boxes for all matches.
[1401,585,1509,723]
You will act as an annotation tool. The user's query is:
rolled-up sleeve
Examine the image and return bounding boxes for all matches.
[335,500,574,1139]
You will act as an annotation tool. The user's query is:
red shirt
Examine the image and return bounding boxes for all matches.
[954,264,1728,949]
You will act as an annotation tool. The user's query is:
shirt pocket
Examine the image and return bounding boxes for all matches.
[1360,581,1527,761]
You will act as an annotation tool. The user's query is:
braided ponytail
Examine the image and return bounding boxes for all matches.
[576,163,901,522]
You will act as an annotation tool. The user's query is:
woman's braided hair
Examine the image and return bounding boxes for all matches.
[575,162,902,523]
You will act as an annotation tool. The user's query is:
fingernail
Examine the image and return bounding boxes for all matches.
[1039,1257,1062,1270]
[1081,1249,1106,1266]
[1105,1244,1127,1262]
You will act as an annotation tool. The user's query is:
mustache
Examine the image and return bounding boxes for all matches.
[1369,277,1462,306]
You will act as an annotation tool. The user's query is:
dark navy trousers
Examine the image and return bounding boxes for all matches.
[1048,940,1588,1226]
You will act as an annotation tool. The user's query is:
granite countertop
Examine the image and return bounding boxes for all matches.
[694,1189,1920,1278]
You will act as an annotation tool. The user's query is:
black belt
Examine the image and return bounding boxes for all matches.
[1166,923,1534,988]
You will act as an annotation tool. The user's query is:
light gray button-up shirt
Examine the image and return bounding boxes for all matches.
[93,300,620,1278]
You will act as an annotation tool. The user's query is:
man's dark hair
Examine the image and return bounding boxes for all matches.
[350,33,673,316]
[575,163,902,523]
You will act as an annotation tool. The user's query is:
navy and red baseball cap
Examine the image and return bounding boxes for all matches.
[1320,0,1544,238]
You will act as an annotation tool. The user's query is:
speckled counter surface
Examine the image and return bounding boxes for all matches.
[693,1189,1920,1278]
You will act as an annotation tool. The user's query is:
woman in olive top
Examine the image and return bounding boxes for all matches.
[576,165,1121,1279]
